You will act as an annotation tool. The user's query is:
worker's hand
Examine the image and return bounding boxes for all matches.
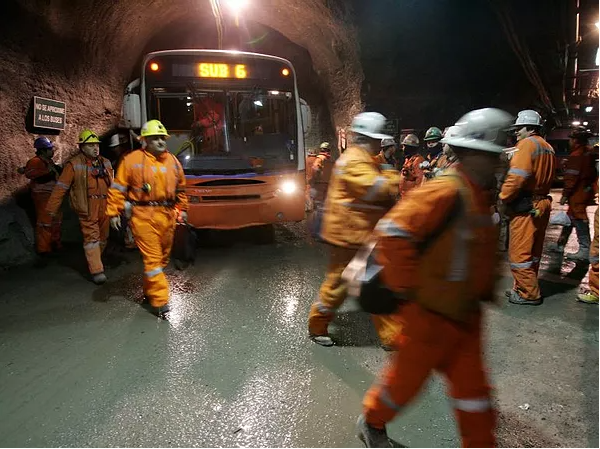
[559,196,568,206]
[110,216,121,230]
[178,211,188,223]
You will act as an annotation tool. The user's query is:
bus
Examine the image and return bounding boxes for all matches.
[122,49,311,233]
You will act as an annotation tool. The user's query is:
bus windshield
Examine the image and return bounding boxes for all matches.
[148,86,298,175]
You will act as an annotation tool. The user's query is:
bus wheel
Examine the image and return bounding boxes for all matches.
[255,224,275,244]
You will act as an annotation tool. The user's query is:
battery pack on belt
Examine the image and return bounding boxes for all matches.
[130,200,176,207]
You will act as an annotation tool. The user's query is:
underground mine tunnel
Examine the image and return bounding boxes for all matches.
[0,0,363,267]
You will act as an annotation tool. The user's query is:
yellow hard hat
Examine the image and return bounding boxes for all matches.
[140,119,169,138]
[78,129,100,144]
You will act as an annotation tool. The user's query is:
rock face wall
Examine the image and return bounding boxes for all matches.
[0,0,363,267]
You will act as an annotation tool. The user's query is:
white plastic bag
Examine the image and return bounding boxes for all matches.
[549,211,571,227]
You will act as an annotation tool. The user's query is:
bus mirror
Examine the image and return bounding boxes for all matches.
[300,98,311,134]
[123,93,141,129]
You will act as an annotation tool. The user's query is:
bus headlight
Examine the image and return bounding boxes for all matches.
[281,180,297,194]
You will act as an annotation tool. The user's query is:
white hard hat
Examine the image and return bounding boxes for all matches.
[440,108,514,153]
[381,138,395,148]
[401,134,420,147]
[108,134,126,148]
[513,109,543,127]
[350,112,393,140]
[443,125,461,139]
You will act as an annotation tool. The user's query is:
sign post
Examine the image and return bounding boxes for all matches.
[33,96,66,130]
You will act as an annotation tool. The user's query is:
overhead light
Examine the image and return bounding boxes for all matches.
[253,100,263,107]
[586,106,593,112]
[269,90,280,95]
[225,0,248,12]
[185,155,191,160]
[572,120,581,126]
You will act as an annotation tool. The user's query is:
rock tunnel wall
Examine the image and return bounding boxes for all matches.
[0,0,363,267]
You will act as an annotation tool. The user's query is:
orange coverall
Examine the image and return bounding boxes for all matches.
[500,135,556,301]
[310,152,333,204]
[24,156,62,253]
[363,170,498,448]
[106,149,188,308]
[557,143,595,252]
[398,153,425,197]
[308,145,402,347]
[305,154,318,211]
[46,155,113,275]
[562,143,595,220]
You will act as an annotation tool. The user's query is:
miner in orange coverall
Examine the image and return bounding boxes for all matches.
[309,142,333,206]
[107,120,188,320]
[499,110,556,306]
[549,127,595,261]
[308,112,401,350]
[398,133,424,197]
[305,148,319,211]
[22,137,63,256]
[374,138,398,168]
[356,108,513,449]
[46,130,113,284]
[577,156,599,305]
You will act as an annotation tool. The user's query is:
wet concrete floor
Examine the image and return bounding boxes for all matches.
[0,192,597,447]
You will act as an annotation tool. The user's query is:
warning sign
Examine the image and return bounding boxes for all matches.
[33,96,66,130]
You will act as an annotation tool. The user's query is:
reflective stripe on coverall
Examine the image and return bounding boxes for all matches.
[24,156,62,253]
[399,153,425,197]
[363,169,498,448]
[46,157,113,275]
[106,149,188,308]
[499,136,556,300]
[308,145,402,346]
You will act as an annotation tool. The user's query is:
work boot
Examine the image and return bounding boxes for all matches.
[566,220,591,261]
[309,334,334,347]
[92,272,107,285]
[508,290,542,306]
[577,290,599,304]
[356,414,392,448]
[156,305,171,320]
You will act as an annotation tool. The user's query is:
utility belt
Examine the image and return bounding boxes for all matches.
[88,194,107,199]
[508,192,551,215]
[129,200,176,207]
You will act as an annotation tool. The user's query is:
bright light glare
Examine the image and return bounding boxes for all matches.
[269,90,280,95]
[281,68,290,76]
[572,121,581,126]
[150,62,159,71]
[281,180,297,194]
[586,106,594,112]
[583,121,589,126]
[596,48,599,66]
[253,100,263,107]
[185,155,191,160]
[225,0,248,12]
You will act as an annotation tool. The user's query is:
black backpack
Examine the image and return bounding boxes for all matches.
[171,223,197,270]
